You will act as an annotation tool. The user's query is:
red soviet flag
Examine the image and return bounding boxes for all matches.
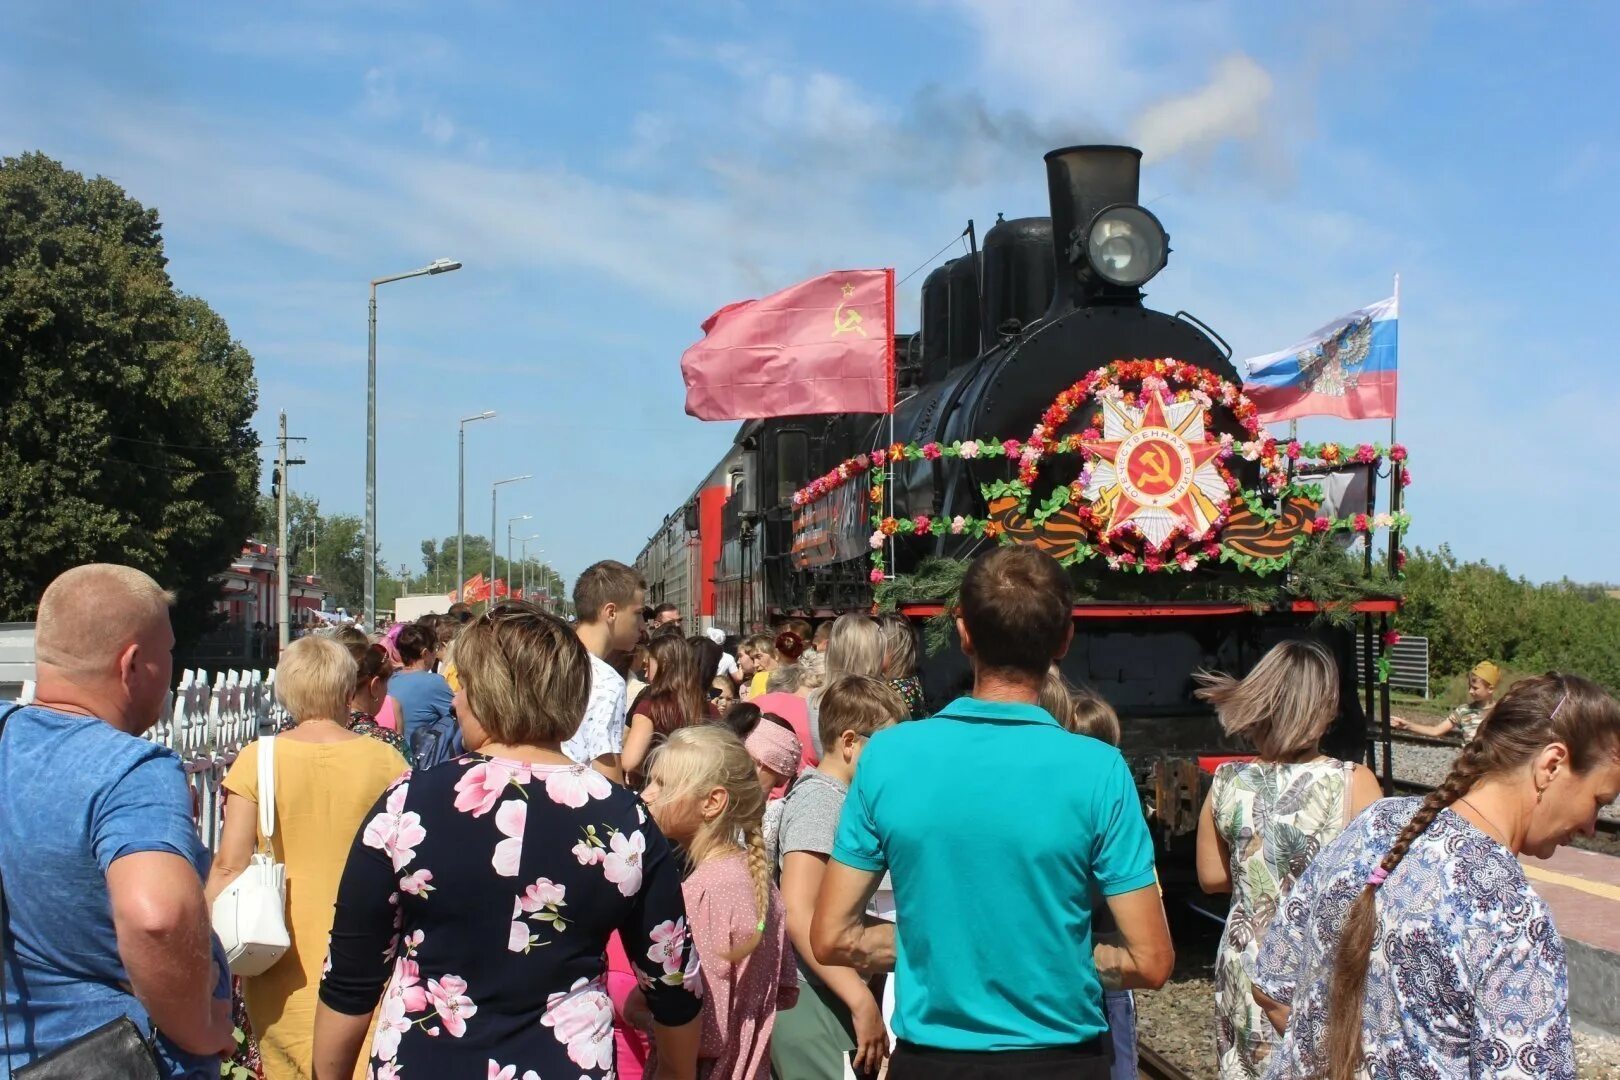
[681,269,895,420]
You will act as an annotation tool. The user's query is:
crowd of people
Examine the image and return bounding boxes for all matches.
[3,551,1619,1080]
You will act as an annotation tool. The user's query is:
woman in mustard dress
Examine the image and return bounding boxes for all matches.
[207,636,407,1079]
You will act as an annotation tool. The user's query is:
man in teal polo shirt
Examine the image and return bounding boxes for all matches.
[811,546,1173,1079]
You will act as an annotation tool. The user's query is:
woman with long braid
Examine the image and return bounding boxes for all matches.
[1251,673,1620,1080]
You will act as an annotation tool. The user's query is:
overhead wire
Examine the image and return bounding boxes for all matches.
[105,432,248,452]
[897,226,972,287]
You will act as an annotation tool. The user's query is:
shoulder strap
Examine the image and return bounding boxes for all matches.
[258,734,277,843]
[1341,758,1359,829]
[1,703,26,1062]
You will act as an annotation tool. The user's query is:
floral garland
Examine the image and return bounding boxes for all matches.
[794,429,1410,516]
[1007,359,1269,570]
[789,357,1410,581]
[860,498,1412,580]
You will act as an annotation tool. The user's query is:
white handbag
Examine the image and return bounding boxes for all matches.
[211,735,291,976]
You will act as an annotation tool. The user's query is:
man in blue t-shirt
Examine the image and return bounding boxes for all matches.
[0,565,233,1078]
[811,547,1173,1080]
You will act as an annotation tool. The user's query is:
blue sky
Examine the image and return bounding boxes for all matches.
[5,0,1618,586]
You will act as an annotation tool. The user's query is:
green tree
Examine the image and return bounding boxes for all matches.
[0,152,259,641]
[420,534,565,608]
[1396,546,1620,694]
[312,513,368,614]
[254,491,322,570]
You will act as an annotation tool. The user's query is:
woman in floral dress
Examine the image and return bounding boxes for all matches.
[312,604,702,1079]
[1254,673,1620,1079]
[1194,641,1380,1080]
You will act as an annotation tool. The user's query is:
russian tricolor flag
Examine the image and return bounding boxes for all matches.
[1241,292,1398,424]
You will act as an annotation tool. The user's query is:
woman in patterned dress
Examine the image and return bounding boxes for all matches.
[1194,641,1381,1079]
[311,604,702,1079]
[1253,673,1620,1080]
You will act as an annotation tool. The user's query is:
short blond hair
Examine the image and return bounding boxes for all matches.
[276,635,357,722]
[765,665,802,693]
[876,612,920,680]
[35,564,174,674]
[456,604,591,744]
[1039,668,1121,745]
[817,675,906,750]
[826,614,884,680]
[1194,639,1339,761]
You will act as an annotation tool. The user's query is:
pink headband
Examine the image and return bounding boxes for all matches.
[379,623,405,666]
[744,721,802,778]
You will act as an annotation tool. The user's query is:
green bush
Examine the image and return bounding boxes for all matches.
[1398,546,1620,694]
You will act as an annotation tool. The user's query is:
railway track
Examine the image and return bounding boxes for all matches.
[1138,1041,1195,1080]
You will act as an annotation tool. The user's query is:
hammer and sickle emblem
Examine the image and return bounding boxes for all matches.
[832,300,868,338]
[1133,445,1175,488]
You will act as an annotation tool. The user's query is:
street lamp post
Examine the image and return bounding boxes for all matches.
[490,475,531,604]
[366,257,462,630]
[456,410,497,602]
[518,536,542,598]
[507,514,532,597]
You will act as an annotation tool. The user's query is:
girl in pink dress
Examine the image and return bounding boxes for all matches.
[607,932,652,1080]
[643,726,798,1080]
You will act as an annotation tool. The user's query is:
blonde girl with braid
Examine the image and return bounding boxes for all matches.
[643,725,798,1079]
[1250,673,1620,1080]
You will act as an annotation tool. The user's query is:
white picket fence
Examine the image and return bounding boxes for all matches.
[11,669,286,851]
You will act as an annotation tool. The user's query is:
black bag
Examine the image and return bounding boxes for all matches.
[13,1017,164,1080]
[0,704,166,1080]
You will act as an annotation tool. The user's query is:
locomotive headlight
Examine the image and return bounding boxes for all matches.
[1085,204,1168,288]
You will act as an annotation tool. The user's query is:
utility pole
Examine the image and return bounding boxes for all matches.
[275,411,307,652]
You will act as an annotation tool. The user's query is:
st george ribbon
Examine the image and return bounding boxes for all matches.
[1241,292,1399,424]
[681,269,896,420]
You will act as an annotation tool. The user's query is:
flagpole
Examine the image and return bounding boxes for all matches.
[1390,272,1400,449]
[886,405,896,584]
[1388,272,1402,575]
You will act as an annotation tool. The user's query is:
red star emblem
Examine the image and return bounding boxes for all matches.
[1080,394,1229,548]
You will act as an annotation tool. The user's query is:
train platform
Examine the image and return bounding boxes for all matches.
[1522,845,1620,1033]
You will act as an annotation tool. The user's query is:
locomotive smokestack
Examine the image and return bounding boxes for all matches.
[1044,146,1163,314]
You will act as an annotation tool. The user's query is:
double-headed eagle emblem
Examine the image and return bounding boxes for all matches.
[1297,313,1373,398]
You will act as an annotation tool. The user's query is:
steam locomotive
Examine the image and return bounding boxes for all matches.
[638,146,1380,861]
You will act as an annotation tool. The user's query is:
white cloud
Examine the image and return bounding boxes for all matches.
[1132,53,1273,165]
[361,67,401,118]
[421,109,456,145]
